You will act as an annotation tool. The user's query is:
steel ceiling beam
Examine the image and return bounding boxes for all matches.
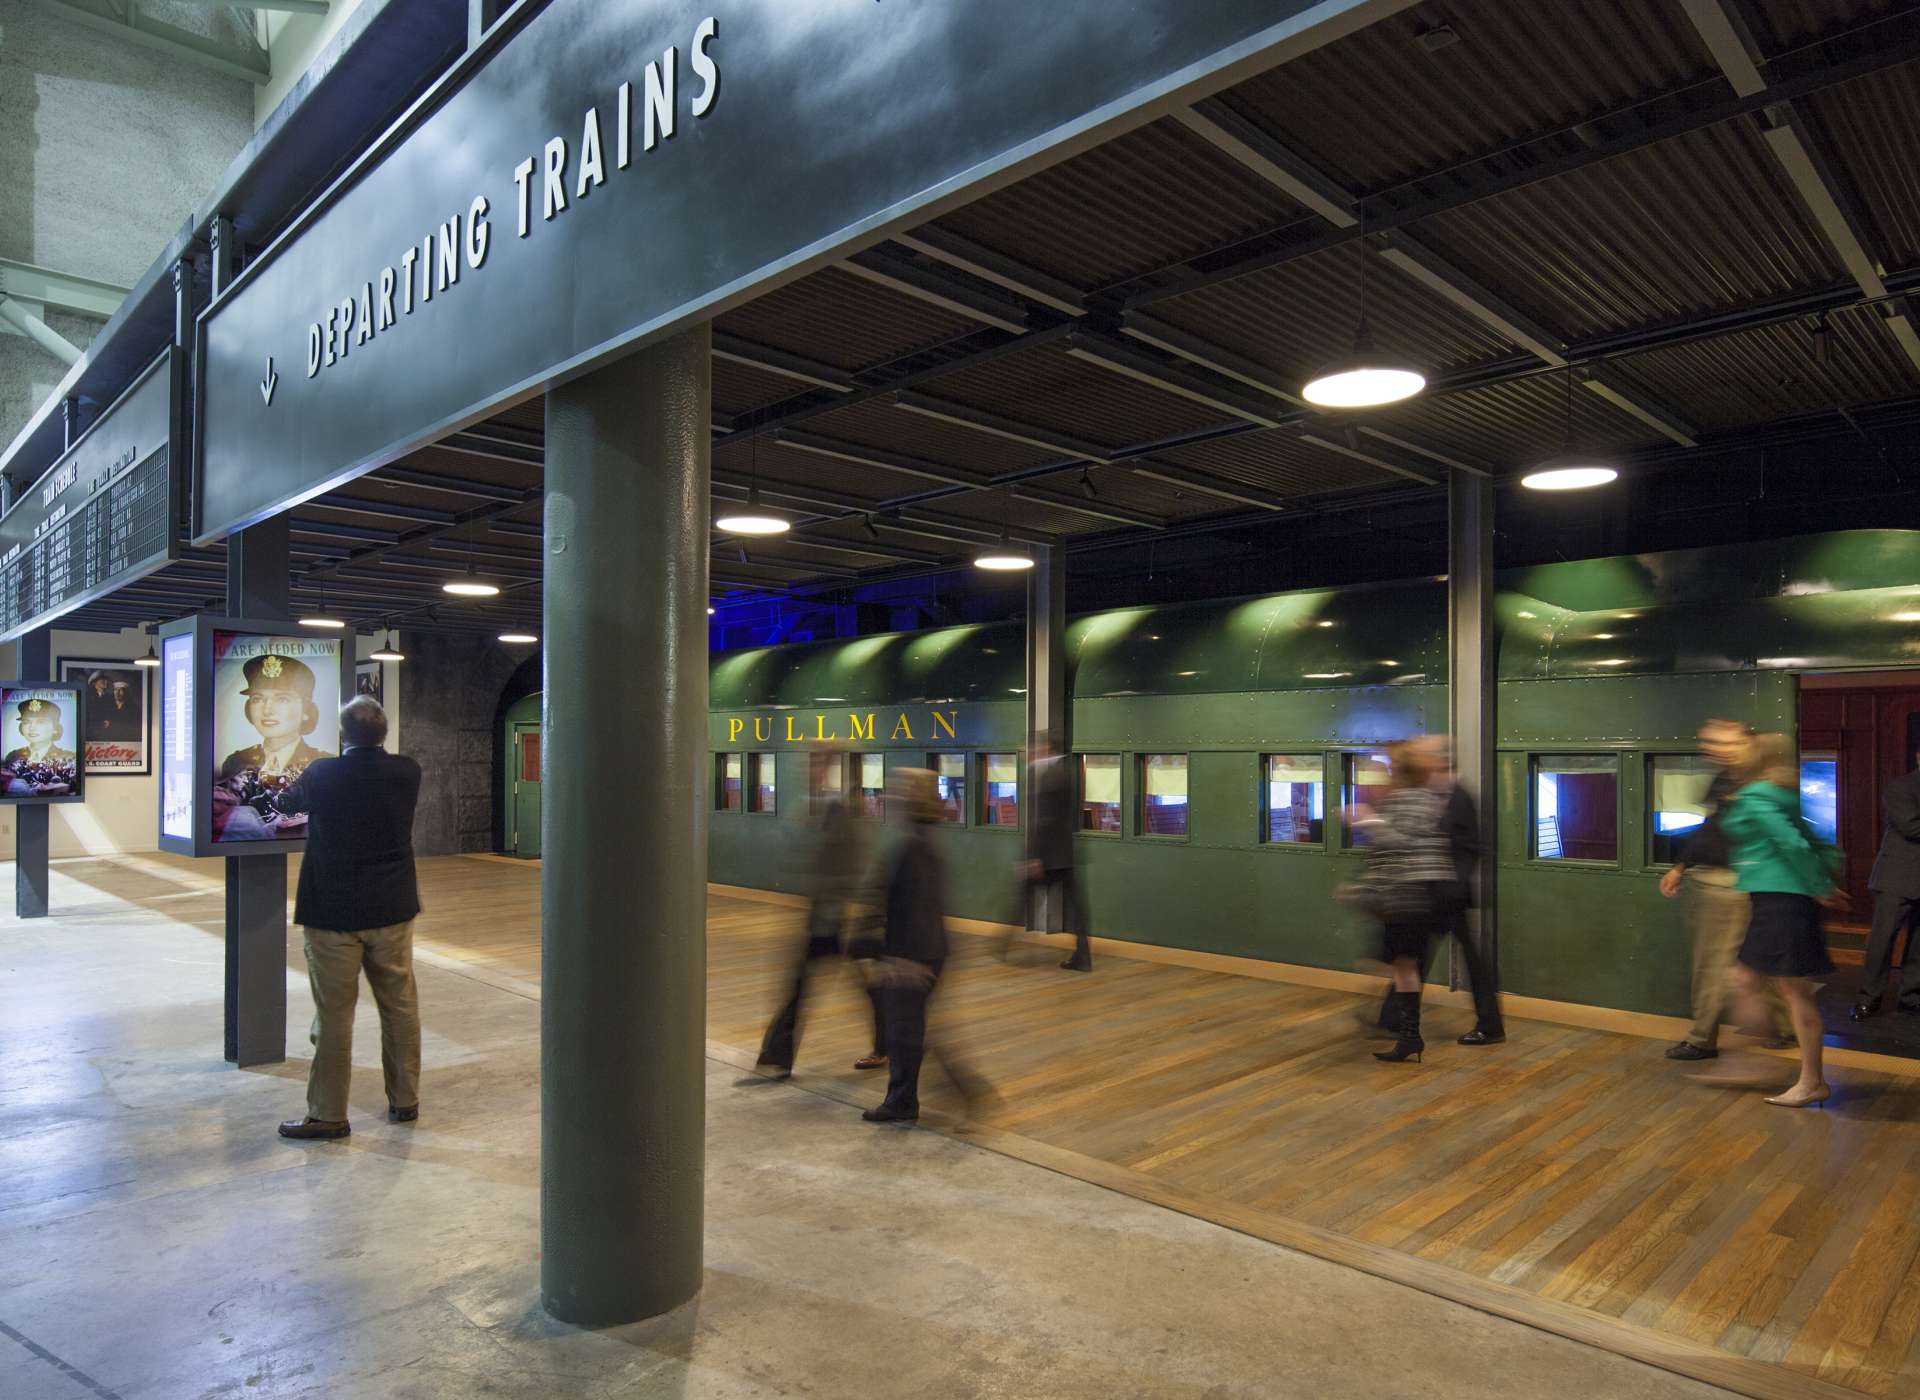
[893,227,1088,317]
[1062,332,1287,428]
[839,249,1031,334]
[1681,0,1920,378]
[1173,101,1697,448]
[891,391,1114,463]
[39,0,271,83]
[712,333,857,393]
[1125,25,1920,312]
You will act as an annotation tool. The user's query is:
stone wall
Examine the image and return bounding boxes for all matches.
[0,0,254,448]
[400,633,525,855]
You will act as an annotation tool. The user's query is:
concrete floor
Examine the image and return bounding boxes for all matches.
[0,861,1739,1400]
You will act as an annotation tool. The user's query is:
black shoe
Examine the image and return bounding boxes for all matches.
[1373,990,1423,1063]
[1849,1001,1879,1023]
[279,1117,350,1140]
[862,1104,917,1123]
[1060,956,1092,972]
[752,1061,793,1081]
[1458,1028,1505,1046]
[387,1104,419,1123]
[1665,1042,1717,1061]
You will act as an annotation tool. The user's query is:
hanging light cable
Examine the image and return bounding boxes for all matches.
[1302,199,1426,409]
[442,531,500,596]
[134,623,160,668]
[974,489,1034,571]
[716,433,790,535]
[1521,368,1619,491]
[299,580,346,629]
[368,621,405,663]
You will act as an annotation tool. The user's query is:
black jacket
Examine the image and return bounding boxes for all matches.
[1031,755,1074,871]
[279,747,423,931]
[1678,769,1739,871]
[1869,771,1920,898]
[1442,783,1480,893]
[883,823,948,963]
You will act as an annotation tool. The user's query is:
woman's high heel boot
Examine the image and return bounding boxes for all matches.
[1374,991,1425,1063]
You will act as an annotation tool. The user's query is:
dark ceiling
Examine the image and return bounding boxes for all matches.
[58,0,1920,640]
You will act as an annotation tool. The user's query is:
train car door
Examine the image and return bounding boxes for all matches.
[1800,673,1920,918]
[511,721,542,859]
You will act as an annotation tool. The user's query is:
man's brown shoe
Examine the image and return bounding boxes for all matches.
[852,1053,887,1070]
[279,1117,350,1140]
[387,1105,419,1123]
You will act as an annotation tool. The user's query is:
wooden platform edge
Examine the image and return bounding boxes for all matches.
[707,882,1920,1080]
[706,1039,1865,1400]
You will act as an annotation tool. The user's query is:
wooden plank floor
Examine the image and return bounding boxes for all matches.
[48,852,1920,1400]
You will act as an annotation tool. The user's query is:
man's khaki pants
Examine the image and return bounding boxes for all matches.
[1687,870,1788,1049]
[303,921,420,1122]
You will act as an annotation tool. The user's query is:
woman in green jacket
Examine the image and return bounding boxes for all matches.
[1720,733,1843,1108]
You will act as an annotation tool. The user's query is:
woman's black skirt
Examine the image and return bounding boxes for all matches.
[1737,891,1833,978]
[1379,883,1451,963]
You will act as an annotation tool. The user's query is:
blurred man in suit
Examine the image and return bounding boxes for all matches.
[1854,743,1920,1020]
[1005,732,1092,971]
[274,696,423,1140]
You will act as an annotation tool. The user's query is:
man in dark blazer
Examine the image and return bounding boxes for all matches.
[1004,732,1092,971]
[274,696,424,1140]
[1853,746,1920,1020]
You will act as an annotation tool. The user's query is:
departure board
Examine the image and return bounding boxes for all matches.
[0,352,176,643]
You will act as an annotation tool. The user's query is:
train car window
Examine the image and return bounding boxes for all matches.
[1264,755,1324,844]
[1078,753,1121,833]
[931,752,966,823]
[1648,754,1714,864]
[853,752,885,818]
[1534,754,1618,861]
[811,751,846,806]
[1342,751,1392,847]
[1800,751,1839,846]
[1141,754,1189,837]
[982,752,1018,826]
[749,752,777,814]
[717,752,743,811]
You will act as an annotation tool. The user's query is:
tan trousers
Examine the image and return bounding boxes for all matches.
[303,920,420,1122]
[1687,871,1788,1048]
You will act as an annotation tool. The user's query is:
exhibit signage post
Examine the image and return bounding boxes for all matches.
[14,628,53,919]
[541,325,710,1325]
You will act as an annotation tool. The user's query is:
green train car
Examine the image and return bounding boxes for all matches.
[701,529,1920,1021]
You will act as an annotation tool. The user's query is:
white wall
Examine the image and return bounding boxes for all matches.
[0,625,401,859]
[253,0,367,129]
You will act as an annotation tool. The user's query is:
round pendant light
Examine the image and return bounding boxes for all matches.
[1522,371,1618,492]
[974,545,1035,571]
[1521,458,1619,492]
[717,435,789,535]
[134,626,160,668]
[298,584,346,629]
[1301,204,1426,409]
[497,631,538,644]
[443,561,500,597]
[368,624,405,663]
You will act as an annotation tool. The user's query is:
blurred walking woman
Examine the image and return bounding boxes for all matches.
[1352,740,1452,1064]
[1722,732,1842,1108]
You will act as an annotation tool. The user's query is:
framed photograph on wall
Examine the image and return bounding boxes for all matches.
[355,659,384,706]
[0,683,85,802]
[57,658,151,776]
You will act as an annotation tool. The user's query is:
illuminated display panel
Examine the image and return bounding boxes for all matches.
[0,683,85,804]
[209,631,343,845]
[160,633,194,840]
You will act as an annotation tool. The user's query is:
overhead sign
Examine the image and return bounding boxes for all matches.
[0,351,177,642]
[195,0,1387,542]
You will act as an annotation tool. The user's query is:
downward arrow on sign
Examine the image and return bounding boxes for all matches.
[260,357,278,407]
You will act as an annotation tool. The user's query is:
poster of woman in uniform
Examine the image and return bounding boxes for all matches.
[57,659,151,775]
[209,632,341,843]
[0,686,82,799]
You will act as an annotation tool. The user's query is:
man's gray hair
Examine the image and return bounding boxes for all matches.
[340,695,389,749]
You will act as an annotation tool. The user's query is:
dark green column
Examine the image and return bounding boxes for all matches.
[1448,468,1496,981]
[541,325,710,1324]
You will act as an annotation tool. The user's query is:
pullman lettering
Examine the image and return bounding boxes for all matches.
[723,709,957,746]
[304,15,721,382]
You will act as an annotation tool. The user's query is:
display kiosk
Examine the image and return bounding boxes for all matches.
[156,615,351,857]
[0,682,86,804]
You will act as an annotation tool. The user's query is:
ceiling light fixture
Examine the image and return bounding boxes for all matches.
[497,631,538,644]
[1302,199,1426,409]
[1521,369,1618,491]
[368,623,405,663]
[298,583,346,629]
[134,626,160,668]
[716,433,790,535]
[974,491,1034,571]
[443,533,501,595]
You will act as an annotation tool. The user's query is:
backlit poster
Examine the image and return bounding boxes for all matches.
[209,632,341,844]
[160,632,194,841]
[0,684,83,801]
